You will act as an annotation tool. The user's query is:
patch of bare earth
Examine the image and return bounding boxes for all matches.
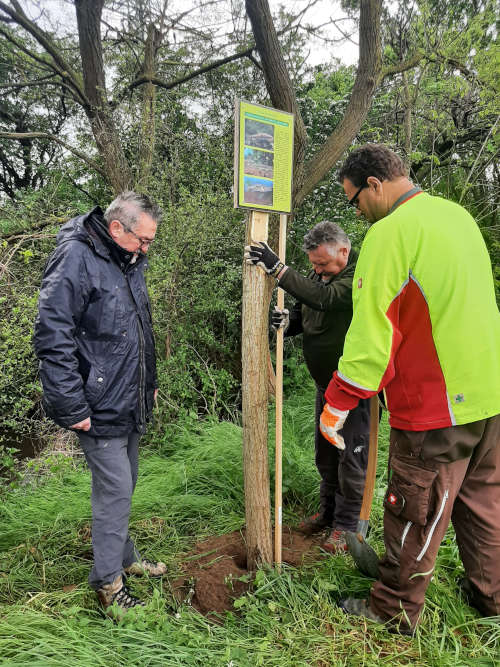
[172,526,325,616]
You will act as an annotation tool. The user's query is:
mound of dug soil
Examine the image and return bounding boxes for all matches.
[172,527,325,616]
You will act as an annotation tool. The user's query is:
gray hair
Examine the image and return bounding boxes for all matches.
[104,191,162,229]
[303,221,351,254]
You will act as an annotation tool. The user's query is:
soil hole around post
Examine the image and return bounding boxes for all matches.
[171,528,325,616]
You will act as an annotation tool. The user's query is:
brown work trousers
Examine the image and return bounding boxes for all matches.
[370,413,500,630]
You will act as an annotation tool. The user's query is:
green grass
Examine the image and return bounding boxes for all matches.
[0,378,498,665]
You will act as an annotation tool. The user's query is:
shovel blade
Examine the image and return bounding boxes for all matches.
[356,518,369,539]
[346,531,379,579]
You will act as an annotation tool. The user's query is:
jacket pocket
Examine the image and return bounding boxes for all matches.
[83,365,107,407]
[384,456,438,526]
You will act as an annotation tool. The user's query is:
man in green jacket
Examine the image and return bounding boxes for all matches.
[245,221,370,553]
[319,143,500,633]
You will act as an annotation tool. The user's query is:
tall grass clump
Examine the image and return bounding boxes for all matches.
[0,376,498,665]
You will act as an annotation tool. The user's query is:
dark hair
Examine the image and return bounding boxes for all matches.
[303,221,351,252]
[104,191,162,228]
[338,144,408,187]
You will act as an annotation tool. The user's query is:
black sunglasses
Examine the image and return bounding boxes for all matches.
[348,184,367,208]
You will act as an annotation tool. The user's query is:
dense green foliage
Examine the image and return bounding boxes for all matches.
[1,385,498,665]
[0,0,498,458]
[0,3,498,663]
[0,0,500,454]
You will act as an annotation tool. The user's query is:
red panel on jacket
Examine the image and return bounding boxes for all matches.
[325,277,452,430]
[385,277,451,429]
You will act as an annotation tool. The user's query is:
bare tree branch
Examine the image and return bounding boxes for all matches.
[247,52,262,72]
[0,76,77,99]
[0,74,56,89]
[110,2,321,108]
[0,1,87,106]
[0,131,106,177]
[428,53,483,85]
[110,44,256,107]
[0,24,64,77]
[380,52,424,81]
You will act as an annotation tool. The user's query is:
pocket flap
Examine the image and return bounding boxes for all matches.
[391,457,437,490]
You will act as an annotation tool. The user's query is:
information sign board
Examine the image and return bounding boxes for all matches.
[234,100,294,213]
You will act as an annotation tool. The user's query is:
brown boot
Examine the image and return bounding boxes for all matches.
[124,559,167,578]
[96,575,145,619]
[297,513,332,536]
[322,529,348,554]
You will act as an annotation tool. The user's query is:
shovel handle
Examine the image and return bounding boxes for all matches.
[359,395,379,522]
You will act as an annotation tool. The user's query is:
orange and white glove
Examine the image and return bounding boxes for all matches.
[319,404,349,450]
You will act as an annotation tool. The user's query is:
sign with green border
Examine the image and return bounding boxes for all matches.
[234,99,294,213]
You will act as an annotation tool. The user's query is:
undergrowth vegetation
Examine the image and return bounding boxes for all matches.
[0,380,498,666]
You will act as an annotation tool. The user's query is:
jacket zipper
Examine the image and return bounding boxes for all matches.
[125,270,147,429]
[137,313,146,428]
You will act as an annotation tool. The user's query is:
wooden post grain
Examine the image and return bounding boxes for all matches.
[242,210,273,568]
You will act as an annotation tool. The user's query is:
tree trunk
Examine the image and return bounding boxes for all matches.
[296,0,382,206]
[137,23,162,189]
[75,0,132,193]
[402,71,412,156]
[247,0,382,209]
[245,0,308,202]
[242,1,382,567]
[241,212,273,568]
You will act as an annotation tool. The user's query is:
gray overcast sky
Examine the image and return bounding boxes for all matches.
[24,0,359,67]
[273,0,359,66]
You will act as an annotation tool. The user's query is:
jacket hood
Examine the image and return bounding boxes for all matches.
[56,206,148,271]
[56,206,106,250]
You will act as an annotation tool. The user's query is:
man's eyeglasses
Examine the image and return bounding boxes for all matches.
[348,184,367,208]
[121,223,155,247]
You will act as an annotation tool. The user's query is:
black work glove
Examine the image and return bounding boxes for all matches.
[271,307,290,332]
[244,241,284,277]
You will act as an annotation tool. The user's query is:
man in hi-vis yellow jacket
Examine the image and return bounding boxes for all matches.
[320,144,500,634]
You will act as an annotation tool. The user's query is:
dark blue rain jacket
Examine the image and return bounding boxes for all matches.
[34,207,157,436]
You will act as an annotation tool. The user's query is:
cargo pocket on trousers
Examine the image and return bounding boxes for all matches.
[384,456,438,526]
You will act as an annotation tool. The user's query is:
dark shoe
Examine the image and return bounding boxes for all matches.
[297,513,332,536]
[323,529,348,554]
[339,597,414,636]
[97,575,145,619]
[124,558,167,577]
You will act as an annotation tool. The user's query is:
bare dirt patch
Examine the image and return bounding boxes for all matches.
[172,526,326,616]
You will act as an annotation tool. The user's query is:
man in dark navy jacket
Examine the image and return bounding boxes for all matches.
[34,191,165,616]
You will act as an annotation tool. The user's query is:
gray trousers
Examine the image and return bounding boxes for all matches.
[77,431,142,590]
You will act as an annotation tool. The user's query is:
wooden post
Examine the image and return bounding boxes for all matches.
[274,213,287,567]
[242,210,273,568]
